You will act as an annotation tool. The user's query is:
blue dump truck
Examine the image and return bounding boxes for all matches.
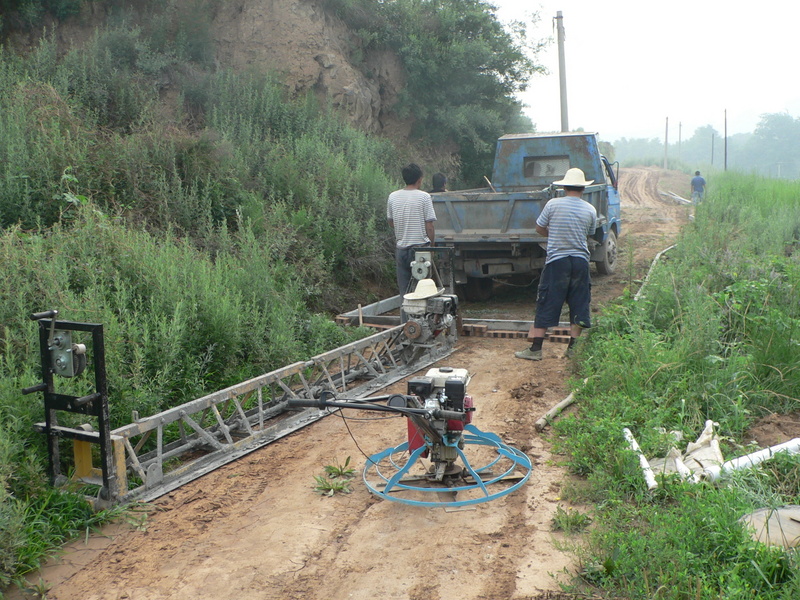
[432,132,621,300]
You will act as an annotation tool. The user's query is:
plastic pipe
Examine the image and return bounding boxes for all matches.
[673,455,700,483]
[634,244,676,301]
[702,437,800,482]
[623,428,659,490]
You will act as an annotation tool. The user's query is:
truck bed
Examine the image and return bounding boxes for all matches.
[432,184,608,243]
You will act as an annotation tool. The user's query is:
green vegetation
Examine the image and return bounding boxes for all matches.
[313,474,353,496]
[323,456,356,479]
[0,0,82,34]
[315,457,356,496]
[327,0,542,185]
[555,173,800,598]
[551,505,592,534]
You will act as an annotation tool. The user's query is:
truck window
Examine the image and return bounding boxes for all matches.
[523,155,570,179]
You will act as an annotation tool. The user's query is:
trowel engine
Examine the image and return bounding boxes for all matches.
[388,367,474,480]
[287,365,533,507]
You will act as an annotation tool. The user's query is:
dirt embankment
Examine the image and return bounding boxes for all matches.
[7,168,693,600]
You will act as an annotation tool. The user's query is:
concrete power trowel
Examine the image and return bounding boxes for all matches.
[288,366,532,508]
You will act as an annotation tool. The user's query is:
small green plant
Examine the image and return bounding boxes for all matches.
[323,456,355,479]
[23,577,51,599]
[313,475,352,496]
[314,457,355,496]
[551,505,592,534]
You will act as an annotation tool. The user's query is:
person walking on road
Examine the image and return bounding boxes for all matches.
[387,163,437,322]
[515,167,597,361]
[691,170,706,203]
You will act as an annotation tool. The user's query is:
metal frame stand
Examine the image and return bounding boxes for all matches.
[24,310,119,502]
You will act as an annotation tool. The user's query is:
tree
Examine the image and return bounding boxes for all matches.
[680,125,720,168]
[329,0,544,184]
[747,113,800,178]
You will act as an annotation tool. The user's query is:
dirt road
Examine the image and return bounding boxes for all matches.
[8,168,692,600]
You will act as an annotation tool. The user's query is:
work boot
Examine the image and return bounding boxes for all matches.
[515,348,542,361]
[564,345,575,358]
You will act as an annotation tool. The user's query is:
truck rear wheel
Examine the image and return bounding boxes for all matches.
[464,277,494,301]
[595,230,618,275]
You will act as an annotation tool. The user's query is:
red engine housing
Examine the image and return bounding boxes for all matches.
[407,395,473,454]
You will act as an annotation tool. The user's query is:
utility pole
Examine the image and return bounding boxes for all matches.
[711,133,715,165]
[678,122,682,160]
[556,11,569,132]
[724,109,728,171]
[663,117,669,169]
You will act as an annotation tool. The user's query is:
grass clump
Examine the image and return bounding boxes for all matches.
[323,456,356,480]
[551,505,592,534]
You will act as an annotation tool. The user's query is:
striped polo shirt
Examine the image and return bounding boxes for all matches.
[386,189,437,248]
[536,196,598,264]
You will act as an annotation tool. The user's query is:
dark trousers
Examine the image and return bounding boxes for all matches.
[534,256,592,329]
[395,245,425,324]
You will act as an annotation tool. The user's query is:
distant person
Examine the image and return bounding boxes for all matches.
[387,163,437,321]
[429,173,447,193]
[691,170,706,203]
[515,168,597,361]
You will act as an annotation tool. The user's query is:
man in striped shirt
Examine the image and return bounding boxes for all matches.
[387,163,437,321]
[515,167,598,361]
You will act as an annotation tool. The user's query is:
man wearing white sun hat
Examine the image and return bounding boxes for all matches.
[515,167,598,361]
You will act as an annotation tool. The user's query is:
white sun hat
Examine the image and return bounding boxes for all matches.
[553,167,594,187]
[404,278,442,300]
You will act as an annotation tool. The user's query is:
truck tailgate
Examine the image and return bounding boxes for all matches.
[432,189,550,242]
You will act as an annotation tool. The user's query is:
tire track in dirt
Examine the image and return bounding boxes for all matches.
[591,167,691,307]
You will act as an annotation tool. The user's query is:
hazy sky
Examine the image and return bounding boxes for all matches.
[494,0,800,143]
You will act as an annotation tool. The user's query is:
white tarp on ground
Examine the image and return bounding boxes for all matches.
[648,420,724,481]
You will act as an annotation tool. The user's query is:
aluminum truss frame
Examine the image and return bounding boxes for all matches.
[110,324,456,504]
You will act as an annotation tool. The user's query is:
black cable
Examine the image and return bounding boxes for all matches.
[318,391,430,466]
[318,390,395,464]
[336,408,378,465]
